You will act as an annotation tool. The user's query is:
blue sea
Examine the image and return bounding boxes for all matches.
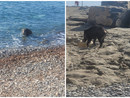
[0,1,65,49]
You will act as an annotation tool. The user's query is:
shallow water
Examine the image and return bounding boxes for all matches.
[0,1,65,49]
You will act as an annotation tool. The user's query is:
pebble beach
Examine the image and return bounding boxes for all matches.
[0,1,65,97]
[0,46,65,97]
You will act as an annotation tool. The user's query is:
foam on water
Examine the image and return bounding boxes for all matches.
[11,35,23,48]
[33,14,45,19]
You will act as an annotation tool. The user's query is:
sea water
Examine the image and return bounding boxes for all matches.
[0,1,65,49]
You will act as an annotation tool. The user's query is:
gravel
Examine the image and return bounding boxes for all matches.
[67,83,130,97]
[0,45,63,58]
[0,46,65,97]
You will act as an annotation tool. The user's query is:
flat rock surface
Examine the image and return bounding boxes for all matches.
[0,46,65,97]
[66,6,130,97]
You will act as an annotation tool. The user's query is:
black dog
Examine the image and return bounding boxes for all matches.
[22,28,32,36]
[83,25,107,48]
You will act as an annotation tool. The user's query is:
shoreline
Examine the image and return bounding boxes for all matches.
[0,30,65,51]
[0,45,65,68]
[0,45,64,58]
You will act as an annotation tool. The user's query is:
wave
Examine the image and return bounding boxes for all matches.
[11,35,23,48]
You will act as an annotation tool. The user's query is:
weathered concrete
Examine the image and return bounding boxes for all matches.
[88,6,126,27]
[101,1,129,8]
[117,9,130,27]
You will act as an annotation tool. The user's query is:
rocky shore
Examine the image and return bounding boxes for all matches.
[0,46,65,97]
[66,6,130,97]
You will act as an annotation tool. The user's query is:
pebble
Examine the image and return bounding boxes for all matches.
[0,46,65,97]
[67,83,130,97]
[0,45,63,58]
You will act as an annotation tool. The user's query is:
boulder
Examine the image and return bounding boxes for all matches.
[22,28,32,36]
[117,9,130,27]
[88,6,126,27]
[101,1,128,8]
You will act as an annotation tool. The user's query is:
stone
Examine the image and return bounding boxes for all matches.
[117,9,130,27]
[88,6,126,27]
[101,1,129,8]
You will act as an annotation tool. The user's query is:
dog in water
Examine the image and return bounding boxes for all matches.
[22,28,32,37]
[83,25,108,48]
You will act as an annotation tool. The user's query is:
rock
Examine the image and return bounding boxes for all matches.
[88,1,130,27]
[91,78,102,86]
[66,78,73,84]
[22,28,32,36]
[117,9,130,27]
[101,1,129,8]
[88,6,126,27]
[124,48,130,56]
